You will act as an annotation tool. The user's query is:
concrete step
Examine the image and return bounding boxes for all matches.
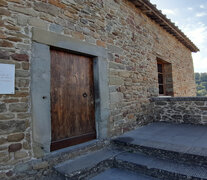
[112,122,207,167]
[54,148,122,180]
[90,168,159,180]
[115,151,207,180]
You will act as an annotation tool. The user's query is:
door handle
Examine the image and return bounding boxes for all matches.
[83,92,87,98]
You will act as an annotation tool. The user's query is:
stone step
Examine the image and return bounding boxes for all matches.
[90,168,159,180]
[54,148,122,180]
[112,122,207,167]
[53,123,207,180]
[114,151,207,180]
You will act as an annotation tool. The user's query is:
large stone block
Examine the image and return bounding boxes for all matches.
[7,133,24,142]
[39,12,54,23]
[96,40,106,48]
[34,2,59,16]
[110,92,123,104]
[7,35,22,42]
[119,71,131,78]
[198,107,207,111]
[8,143,22,152]
[202,116,207,124]
[61,0,76,5]
[32,161,48,170]
[8,5,38,16]
[0,113,15,120]
[0,8,11,16]
[171,115,182,120]
[0,120,27,135]
[107,45,123,55]
[0,145,7,151]
[17,15,28,26]
[155,101,168,106]
[11,92,29,98]
[194,101,205,106]
[183,115,201,124]
[11,53,29,61]
[0,137,7,145]
[0,40,13,47]
[0,152,9,163]
[0,50,9,59]
[15,70,30,77]
[9,103,28,112]
[23,141,31,150]
[14,162,31,173]
[109,62,125,70]
[17,79,29,87]
[0,104,6,113]
[0,0,7,7]
[49,23,63,33]
[48,0,66,9]
[14,151,28,159]
[17,113,30,119]
[29,18,48,29]
[72,31,84,40]
[109,77,124,85]
[22,62,30,70]
[3,99,18,103]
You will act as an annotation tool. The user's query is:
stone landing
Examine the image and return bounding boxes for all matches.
[53,122,207,180]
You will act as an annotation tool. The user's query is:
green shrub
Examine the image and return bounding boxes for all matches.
[195,73,207,96]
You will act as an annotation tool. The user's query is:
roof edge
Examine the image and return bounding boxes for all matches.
[129,0,199,52]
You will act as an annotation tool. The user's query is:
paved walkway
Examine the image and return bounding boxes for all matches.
[115,122,207,156]
[44,122,207,179]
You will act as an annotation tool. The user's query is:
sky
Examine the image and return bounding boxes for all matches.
[150,0,207,73]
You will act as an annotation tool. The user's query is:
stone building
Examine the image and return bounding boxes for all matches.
[0,0,199,177]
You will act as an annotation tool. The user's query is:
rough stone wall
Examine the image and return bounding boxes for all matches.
[0,0,32,171]
[152,97,207,125]
[0,0,196,173]
[151,23,196,97]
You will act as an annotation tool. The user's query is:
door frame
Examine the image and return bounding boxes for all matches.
[31,28,109,155]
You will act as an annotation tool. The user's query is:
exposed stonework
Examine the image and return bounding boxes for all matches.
[0,140,108,180]
[0,0,197,177]
[152,97,207,125]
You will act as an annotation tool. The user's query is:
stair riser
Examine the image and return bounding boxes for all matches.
[113,140,207,167]
[114,160,205,180]
[56,160,114,180]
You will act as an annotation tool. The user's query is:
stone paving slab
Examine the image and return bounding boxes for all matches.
[39,174,64,180]
[54,148,121,176]
[90,168,159,180]
[115,152,207,179]
[114,122,207,156]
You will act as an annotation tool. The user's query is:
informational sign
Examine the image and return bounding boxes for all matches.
[0,63,15,94]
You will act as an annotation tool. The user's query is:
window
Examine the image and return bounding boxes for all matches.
[157,59,173,96]
[157,62,165,95]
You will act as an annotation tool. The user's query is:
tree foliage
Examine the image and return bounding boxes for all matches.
[195,73,207,96]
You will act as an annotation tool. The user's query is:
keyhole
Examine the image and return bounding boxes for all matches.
[42,96,47,99]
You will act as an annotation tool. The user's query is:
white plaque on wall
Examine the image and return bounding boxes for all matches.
[0,63,15,94]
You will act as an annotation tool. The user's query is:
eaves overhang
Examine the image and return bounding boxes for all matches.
[129,0,199,52]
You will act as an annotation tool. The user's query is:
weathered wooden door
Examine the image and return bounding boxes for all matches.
[50,48,96,151]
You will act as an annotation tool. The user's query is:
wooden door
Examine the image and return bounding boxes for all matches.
[50,48,96,151]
